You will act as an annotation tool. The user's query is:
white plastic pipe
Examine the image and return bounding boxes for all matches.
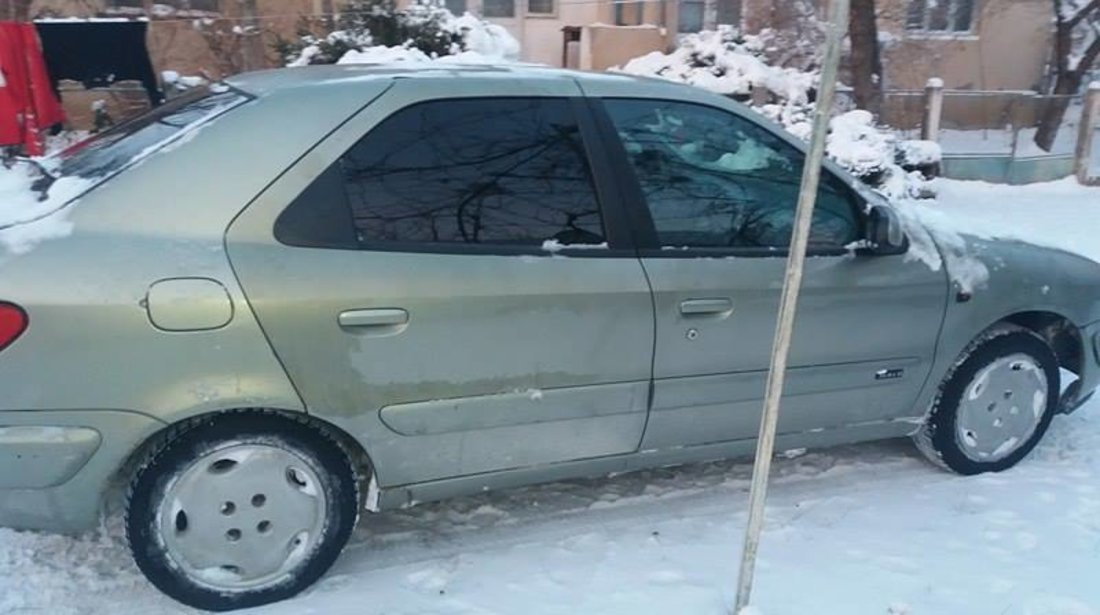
[732,0,850,611]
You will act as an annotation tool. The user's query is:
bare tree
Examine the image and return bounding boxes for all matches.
[1035,0,1100,151]
[848,0,882,115]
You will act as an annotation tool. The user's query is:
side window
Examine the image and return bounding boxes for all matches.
[603,99,860,251]
[338,97,605,249]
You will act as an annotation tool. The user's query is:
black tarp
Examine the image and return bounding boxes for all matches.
[35,20,163,106]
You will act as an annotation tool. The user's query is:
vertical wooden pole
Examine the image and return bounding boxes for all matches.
[731,0,849,612]
[1075,82,1100,186]
[922,77,944,142]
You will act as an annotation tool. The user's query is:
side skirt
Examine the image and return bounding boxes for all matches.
[374,419,919,510]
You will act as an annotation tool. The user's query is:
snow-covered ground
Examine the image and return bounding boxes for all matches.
[3,178,1100,615]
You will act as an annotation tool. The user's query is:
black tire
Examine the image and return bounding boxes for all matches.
[914,325,1060,475]
[125,413,359,611]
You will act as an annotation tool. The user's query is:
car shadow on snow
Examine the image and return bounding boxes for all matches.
[335,438,927,570]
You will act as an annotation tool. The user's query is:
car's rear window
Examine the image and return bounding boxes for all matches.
[50,86,249,179]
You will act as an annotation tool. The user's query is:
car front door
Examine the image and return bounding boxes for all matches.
[227,81,655,487]
[593,96,948,449]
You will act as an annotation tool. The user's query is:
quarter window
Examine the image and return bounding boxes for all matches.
[336,98,605,249]
[603,99,859,251]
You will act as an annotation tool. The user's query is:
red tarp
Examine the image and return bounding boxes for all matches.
[0,22,65,156]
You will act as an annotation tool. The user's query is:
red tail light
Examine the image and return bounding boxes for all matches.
[0,302,27,352]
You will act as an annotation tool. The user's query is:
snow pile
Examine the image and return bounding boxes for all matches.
[160,70,207,92]
[285,30,374,67]
[0,165,92,255]
[615,27,940,199]
[897,139,943,167]
[336,45,432,64]
[450,13,520,60]
[283,3,519,67]
[827,109,895,177]
[618,28,815,103]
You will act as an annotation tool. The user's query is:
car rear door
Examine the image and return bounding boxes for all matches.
[588,94,948,449]
[226,78,655,487]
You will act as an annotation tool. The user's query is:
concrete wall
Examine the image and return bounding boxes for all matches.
[471,0,674,67]
[579,23,665,70]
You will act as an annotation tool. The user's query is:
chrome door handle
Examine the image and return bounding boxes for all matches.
[338,308,409,328]
[679,298,733,316]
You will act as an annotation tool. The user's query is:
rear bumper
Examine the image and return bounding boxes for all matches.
[0,410,163,533]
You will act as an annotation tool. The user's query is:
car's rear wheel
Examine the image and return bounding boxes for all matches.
[126,414,358,611]
[914,325,1060,474]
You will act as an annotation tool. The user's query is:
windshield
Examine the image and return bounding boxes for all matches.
[49,86,249,179]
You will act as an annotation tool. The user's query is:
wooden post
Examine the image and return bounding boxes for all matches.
[921,77,944,142]
[731,0,849,612]
[1075,82,1100,186]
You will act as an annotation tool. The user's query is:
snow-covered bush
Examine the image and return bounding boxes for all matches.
[275,0,519,67]
[616,27,941,199]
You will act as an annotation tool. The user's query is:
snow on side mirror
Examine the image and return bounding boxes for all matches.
[864,205,909,256]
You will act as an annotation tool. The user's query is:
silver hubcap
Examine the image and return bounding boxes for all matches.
[158,443,327,591]
[956,353,1048,462]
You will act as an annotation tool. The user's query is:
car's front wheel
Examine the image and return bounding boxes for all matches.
[914,325,1060,475]
[126,413,359,611]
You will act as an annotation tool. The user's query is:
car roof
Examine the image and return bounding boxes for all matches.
[225,63,690,96]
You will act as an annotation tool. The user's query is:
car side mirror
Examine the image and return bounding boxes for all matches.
[863,205,909,256]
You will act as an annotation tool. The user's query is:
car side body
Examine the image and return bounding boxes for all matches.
[1,64,1099,535]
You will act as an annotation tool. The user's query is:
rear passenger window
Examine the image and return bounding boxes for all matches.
[340,98,605,249]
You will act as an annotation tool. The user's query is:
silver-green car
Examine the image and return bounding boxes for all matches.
[2,65,1099,611]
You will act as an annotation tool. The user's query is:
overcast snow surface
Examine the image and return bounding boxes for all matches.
[3,178,1100,615]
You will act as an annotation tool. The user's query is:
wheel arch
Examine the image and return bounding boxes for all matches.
[105,408,378,519]
[1001,310,1084,378]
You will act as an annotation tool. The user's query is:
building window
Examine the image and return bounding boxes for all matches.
[678,0,703,32]
[716,0,740,27]
[445,0,467,15]
[528,0,554,14]
[905,0,974,33]
[677,0,740,33]
[615,0,644,25]
[483,0,516,17]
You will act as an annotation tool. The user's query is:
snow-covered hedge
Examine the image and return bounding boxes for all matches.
[278,0,519,67]
[616,27,941,199]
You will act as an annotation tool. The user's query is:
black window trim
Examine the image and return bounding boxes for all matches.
[276,95,640,259]
[587,96,868,259]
